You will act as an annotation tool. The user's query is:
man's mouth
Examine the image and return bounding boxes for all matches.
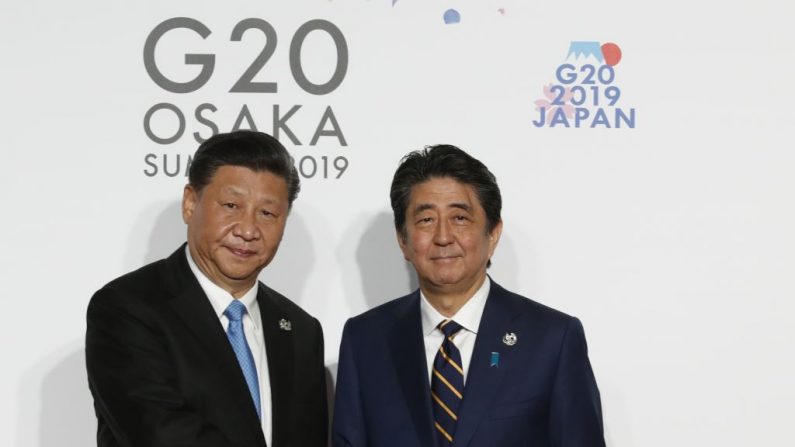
[226,246,257,257]
[431,254,461,261]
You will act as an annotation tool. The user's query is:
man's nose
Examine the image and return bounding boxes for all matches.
[433,220,453,245]
[233,211,260,241]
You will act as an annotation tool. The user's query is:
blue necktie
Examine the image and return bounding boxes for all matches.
[224,300,261,418]
[431,319,465,446]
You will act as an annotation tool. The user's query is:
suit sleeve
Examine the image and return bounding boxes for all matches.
[85,287,243,447]
[331,320,366,447]
[548,317,606,447]
[312,316,330,447]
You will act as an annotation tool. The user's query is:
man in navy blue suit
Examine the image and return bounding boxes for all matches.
[332,145,605,447]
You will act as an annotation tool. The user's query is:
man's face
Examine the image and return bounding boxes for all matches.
[182,165,289,296]
[398,177,502,298]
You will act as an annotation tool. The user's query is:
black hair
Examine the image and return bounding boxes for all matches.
[188,130,300,207]
[390,144,501,238]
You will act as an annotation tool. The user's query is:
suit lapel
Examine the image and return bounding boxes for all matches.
[387,292,437,447]
[163,246,267,447]
[453,282,519,447]
[257,285,295,447]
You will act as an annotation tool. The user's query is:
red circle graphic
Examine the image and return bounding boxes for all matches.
[601,43,622,66]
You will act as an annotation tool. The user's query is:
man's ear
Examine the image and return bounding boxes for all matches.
[396,229,410,261]
[182,185,197,224]
[487,219,503,257]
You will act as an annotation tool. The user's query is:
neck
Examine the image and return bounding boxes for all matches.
[224,281,255,299]
[202,266,255,299]
[422,275,486,318]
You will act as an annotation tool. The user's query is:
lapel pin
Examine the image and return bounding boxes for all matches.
[502,332,517,346]
[490,352,500,367]
[279,318,292,331]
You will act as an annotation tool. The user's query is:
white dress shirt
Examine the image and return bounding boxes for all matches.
[186,247,272,446]
[420,276,491,384]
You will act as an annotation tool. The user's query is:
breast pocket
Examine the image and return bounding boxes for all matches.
[488,398,544,420]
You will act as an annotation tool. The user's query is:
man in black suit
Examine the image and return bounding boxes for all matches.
[332,145,605,446]
[86,131,327,447]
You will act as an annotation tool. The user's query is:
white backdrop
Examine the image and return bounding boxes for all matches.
[1,1,794,445]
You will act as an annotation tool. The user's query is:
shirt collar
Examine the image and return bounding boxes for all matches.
[420,276,491,336]
[185,245,260,329]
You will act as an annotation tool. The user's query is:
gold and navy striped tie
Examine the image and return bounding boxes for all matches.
[431,319,464,446]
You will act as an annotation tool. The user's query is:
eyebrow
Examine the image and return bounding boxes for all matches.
[224,188,245,197]
[222,187,280,205]
[412,202,471,214]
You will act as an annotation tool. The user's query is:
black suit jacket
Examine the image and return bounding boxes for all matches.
[332,280,604,447]
[86,245,327,447]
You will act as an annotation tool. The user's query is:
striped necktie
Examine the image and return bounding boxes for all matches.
[224,300,262,418]
[431,319,465,446]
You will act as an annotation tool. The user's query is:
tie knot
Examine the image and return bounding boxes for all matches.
[438,319,463,338]
[224,300,247,322]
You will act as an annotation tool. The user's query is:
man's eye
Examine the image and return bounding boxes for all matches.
[261,210,273,217]
[223,203,237,209]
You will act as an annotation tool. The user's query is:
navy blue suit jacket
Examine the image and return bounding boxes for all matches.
[332,280,605,447]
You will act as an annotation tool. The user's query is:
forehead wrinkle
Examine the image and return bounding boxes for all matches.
[413,203,436,215]
[449,202,472,212]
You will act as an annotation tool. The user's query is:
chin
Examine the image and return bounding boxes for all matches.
[220,264,260,279]
[434,267,464,280]
[431,275,465,287]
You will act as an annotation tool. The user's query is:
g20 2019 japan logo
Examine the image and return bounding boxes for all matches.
[533,41,635,129]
